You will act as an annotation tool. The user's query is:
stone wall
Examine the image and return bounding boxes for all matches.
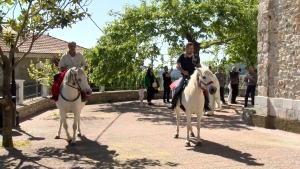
[17,90,164,120]
[255,0,300,121]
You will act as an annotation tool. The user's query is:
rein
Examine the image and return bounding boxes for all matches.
[199,81,214,91]
[59,73,82,102]
[197,74,214,91]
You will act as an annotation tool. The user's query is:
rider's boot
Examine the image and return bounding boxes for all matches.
[204,91,212,111]
[167,92,178,110]
[50,83,57,100]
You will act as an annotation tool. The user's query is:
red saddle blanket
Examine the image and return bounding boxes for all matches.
[170,79,207,96]
[51,70,67,102]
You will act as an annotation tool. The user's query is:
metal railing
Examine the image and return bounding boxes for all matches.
[24,83,43,100]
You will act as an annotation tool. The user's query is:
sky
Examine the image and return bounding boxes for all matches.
[14,0,219,68]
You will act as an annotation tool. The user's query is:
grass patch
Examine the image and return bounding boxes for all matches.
[50,111,74,118]
[0,140,31,149]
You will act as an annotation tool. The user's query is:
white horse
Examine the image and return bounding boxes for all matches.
[204,74,222,116]
[174,67,217,147]
[54,67,92,146]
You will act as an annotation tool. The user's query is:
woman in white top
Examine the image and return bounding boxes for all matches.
[138,84,145,106]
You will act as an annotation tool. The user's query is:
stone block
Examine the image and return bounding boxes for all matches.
[242,107,256,125]
[282,99,293,109]
[295,110,300,122]
[274,98,283,108]
[287,110,296,120]
[269,104,276,116]
[255,105,268,116]
[276,108,287,119]
[258,21,268,32]
[292,100,300,111]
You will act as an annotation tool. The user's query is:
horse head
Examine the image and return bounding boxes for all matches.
[195,67,217,95]
[66,67,93,96]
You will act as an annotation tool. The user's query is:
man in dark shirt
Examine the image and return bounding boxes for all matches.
[167,42,211,111]
[229,66,240,104]
[162,66,173,103]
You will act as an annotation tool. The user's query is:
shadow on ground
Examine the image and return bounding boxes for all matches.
[187,139,264,167]
[93,101,251,131]
[0,135,179,168]
[0,127,45,141]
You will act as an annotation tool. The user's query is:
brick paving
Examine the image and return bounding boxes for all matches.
[1,97,300,169]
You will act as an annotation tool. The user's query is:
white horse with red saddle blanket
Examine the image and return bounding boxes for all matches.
[54,67,92,146]
[171,67,217,147]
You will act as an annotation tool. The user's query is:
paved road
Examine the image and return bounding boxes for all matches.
[1,98,300,168]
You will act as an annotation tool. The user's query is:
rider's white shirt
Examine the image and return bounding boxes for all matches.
[58,51,88,69]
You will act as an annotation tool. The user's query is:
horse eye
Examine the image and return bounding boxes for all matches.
[78,78,81,81]
[202,76,206,79]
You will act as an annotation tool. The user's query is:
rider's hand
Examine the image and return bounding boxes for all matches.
[183,71,189,76]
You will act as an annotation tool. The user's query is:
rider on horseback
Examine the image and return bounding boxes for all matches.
[50,41,88,101]
[167,42,211,111]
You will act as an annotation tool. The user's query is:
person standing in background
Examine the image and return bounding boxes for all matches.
[229,66,241,104]
[138,84,145,107]
[144,68,156,105]
[162,66,173,103]
[244,66,257,107]
[215,66,227,104]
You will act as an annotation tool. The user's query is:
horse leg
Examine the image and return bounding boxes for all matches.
[61,111,72,142]
[189,123,195,137]
[70,112,79,146]
[55,111,63,139]
[195,111,203,146]
[77,116,81,137]
[174,108,180,138]
[185,112,192,147]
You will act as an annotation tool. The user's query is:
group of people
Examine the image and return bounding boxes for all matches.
[141,42,212,110]
[141,42,258,109]
[51,41,257,109]
[214,65,257,107]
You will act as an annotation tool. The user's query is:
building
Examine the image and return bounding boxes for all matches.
[246,0,300,133]
[0,31,86,86]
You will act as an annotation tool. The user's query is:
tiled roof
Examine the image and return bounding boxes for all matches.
[0,34,87,54]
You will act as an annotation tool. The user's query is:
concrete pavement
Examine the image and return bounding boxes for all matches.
[1,97,300,168]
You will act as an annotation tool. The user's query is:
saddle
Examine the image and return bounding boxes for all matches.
[51,70,68,102]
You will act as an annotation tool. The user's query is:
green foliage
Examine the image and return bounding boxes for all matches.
[86,0,258,86]
[27,54,61,88]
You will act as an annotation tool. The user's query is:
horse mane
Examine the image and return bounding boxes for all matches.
[184,67,212,95]
[184,68,200,95]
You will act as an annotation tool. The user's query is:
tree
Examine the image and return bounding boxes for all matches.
[0,0,91,147]
[86,0,258,86]
[27,54,62,89]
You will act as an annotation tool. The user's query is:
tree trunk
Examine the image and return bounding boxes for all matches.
[185,32,201,56]
[1,64,14,147]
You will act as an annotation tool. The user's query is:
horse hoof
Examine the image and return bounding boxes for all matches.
[77,133,81,137]
[190,133,195,137]
[55,135,60,139]
[174,134,179,138]
[70,142,76,146]
[185,142,191,147]
[195,142,202,146]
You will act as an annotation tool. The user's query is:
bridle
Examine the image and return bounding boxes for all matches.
[59,70,82,102]
[197,72,214,91]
